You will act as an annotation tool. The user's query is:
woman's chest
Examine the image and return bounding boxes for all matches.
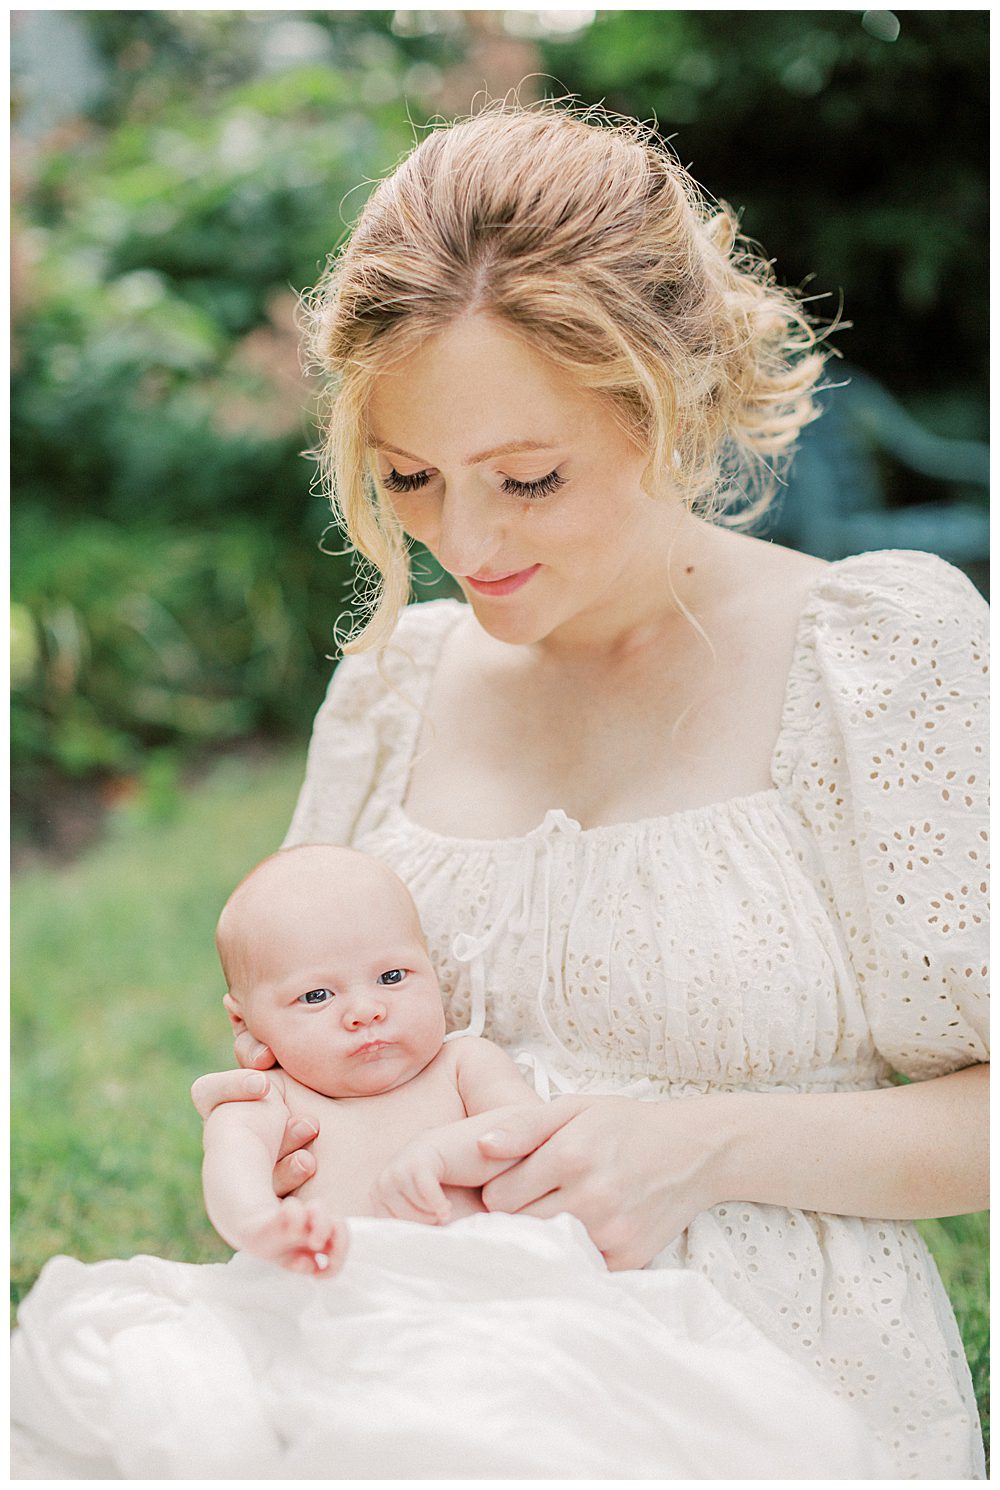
[402,620,794,838]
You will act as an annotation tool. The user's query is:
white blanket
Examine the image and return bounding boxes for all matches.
[11,1212,891,1479]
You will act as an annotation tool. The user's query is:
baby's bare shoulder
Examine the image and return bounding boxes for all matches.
[437,1035,509,1075]
[447,1036,537,1113]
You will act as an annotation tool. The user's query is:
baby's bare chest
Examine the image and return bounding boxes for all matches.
[276,1062,471,1218]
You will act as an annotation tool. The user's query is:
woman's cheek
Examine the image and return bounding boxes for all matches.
[385,492,429,543]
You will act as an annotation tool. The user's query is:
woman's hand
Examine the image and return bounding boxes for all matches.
[229,1010,278,1073]
[477,1094,727,1271]
[190,1070,319,1198]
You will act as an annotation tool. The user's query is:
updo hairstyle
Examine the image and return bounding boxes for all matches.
[304,101,828,651]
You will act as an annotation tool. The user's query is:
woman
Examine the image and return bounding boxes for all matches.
[193,104,988,1477]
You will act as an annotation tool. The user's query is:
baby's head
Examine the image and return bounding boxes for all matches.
[216,845,446,1098]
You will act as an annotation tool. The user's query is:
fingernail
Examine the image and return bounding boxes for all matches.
[246,1074,268,1095]
[291,1119,318,1140]
[293,1152,314,1172]
[478,1130,506,1147]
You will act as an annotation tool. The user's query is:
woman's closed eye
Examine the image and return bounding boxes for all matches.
[383,467,430,494]
[297,988,335,1005]
[501,469,565,500]
[377,969,407,986]
[381,466,566,501]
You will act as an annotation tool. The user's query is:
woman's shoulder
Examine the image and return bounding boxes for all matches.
[386,596,468,658]
[286,599,467,848]
[775,548,988,779]
[785,546,988,705]
[323,598,467,702]
[799,548,987,629]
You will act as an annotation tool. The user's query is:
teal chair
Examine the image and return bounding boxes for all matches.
[761,368,988,594]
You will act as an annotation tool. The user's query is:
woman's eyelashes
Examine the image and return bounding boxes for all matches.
[502,469,565,499]
[382,467,430,494]
[381,466,565,501]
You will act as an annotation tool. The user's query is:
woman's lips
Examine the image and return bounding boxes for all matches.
[464,565,541,597]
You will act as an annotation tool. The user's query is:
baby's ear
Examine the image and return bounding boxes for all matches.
[222,991,245,1032]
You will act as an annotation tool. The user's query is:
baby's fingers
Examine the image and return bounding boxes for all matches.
[393,1166,451,1223]
[298,1204,348,1278]
[408,1167,451,1222]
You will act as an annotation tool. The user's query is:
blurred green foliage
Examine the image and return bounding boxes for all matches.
[12,13,458,834]
[538,10,988,435]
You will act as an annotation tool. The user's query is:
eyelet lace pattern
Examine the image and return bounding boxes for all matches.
[287,551,988,1477]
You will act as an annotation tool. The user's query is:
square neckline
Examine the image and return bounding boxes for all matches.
[385,556,854,847]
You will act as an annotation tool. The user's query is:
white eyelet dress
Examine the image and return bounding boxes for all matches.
[285,549,989,1479]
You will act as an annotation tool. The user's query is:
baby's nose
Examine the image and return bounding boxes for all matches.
[345,998,386,1030]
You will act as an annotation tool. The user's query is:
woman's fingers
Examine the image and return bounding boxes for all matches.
[190,1069,270,1119]
[477,1100,588,1213]
[480,1143,565,1214]
[476,1095,586,1161]
[479,1113,590,1214]
[273,1148,317,1198]
[272,1120,319,1198]
[234,1028,277,1070]
[276,1117,320,1162]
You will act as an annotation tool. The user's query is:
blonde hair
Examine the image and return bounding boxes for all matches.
[304,99,829,652]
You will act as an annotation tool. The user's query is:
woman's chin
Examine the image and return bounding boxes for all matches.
[461,592,558,648]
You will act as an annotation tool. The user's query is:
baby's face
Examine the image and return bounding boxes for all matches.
[228,863,446,1099]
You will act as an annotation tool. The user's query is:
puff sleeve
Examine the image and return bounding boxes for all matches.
[283,599,461,850]
[774,551,989,1079]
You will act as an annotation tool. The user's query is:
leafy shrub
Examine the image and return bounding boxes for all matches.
[11,512,339,801]
[12,37,454,823]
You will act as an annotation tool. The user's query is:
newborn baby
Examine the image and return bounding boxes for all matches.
[206,842,540,1275]
[13,844,894,1478]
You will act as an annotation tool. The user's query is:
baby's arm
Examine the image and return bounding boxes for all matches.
[374,1039,541,1224]
[203,1084,346,1276]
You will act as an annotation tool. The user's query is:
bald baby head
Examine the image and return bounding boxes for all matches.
[216,844,427,998]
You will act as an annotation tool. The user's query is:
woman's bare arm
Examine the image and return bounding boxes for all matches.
[712,1061,988,1220]
[476,1064,989,1270]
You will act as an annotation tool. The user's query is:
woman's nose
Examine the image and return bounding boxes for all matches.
[433,482,502,578]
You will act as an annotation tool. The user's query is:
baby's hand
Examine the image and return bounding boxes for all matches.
[244,1197,348,1278]
[373,1139,451,1225]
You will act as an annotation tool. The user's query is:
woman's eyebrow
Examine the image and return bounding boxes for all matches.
[370,438,559,466]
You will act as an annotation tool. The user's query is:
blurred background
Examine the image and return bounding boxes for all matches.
[9,9,989,1447]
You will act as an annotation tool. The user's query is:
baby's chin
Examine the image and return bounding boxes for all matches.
[278,1045,441,1099]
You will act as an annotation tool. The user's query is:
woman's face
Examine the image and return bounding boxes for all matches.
[366,314,679,651]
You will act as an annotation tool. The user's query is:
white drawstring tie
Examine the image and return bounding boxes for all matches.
[445,809,584,1097]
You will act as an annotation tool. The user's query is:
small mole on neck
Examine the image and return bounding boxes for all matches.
[685,565,694,575]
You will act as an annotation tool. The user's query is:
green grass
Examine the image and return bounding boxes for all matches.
[11,746,988,1458]
[11,747,308,1310]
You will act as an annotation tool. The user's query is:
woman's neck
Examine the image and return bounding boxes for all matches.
[529,508,745,669]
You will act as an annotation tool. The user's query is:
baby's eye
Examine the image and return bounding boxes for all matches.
[297,988,334,1005]
[377,969,406,986]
